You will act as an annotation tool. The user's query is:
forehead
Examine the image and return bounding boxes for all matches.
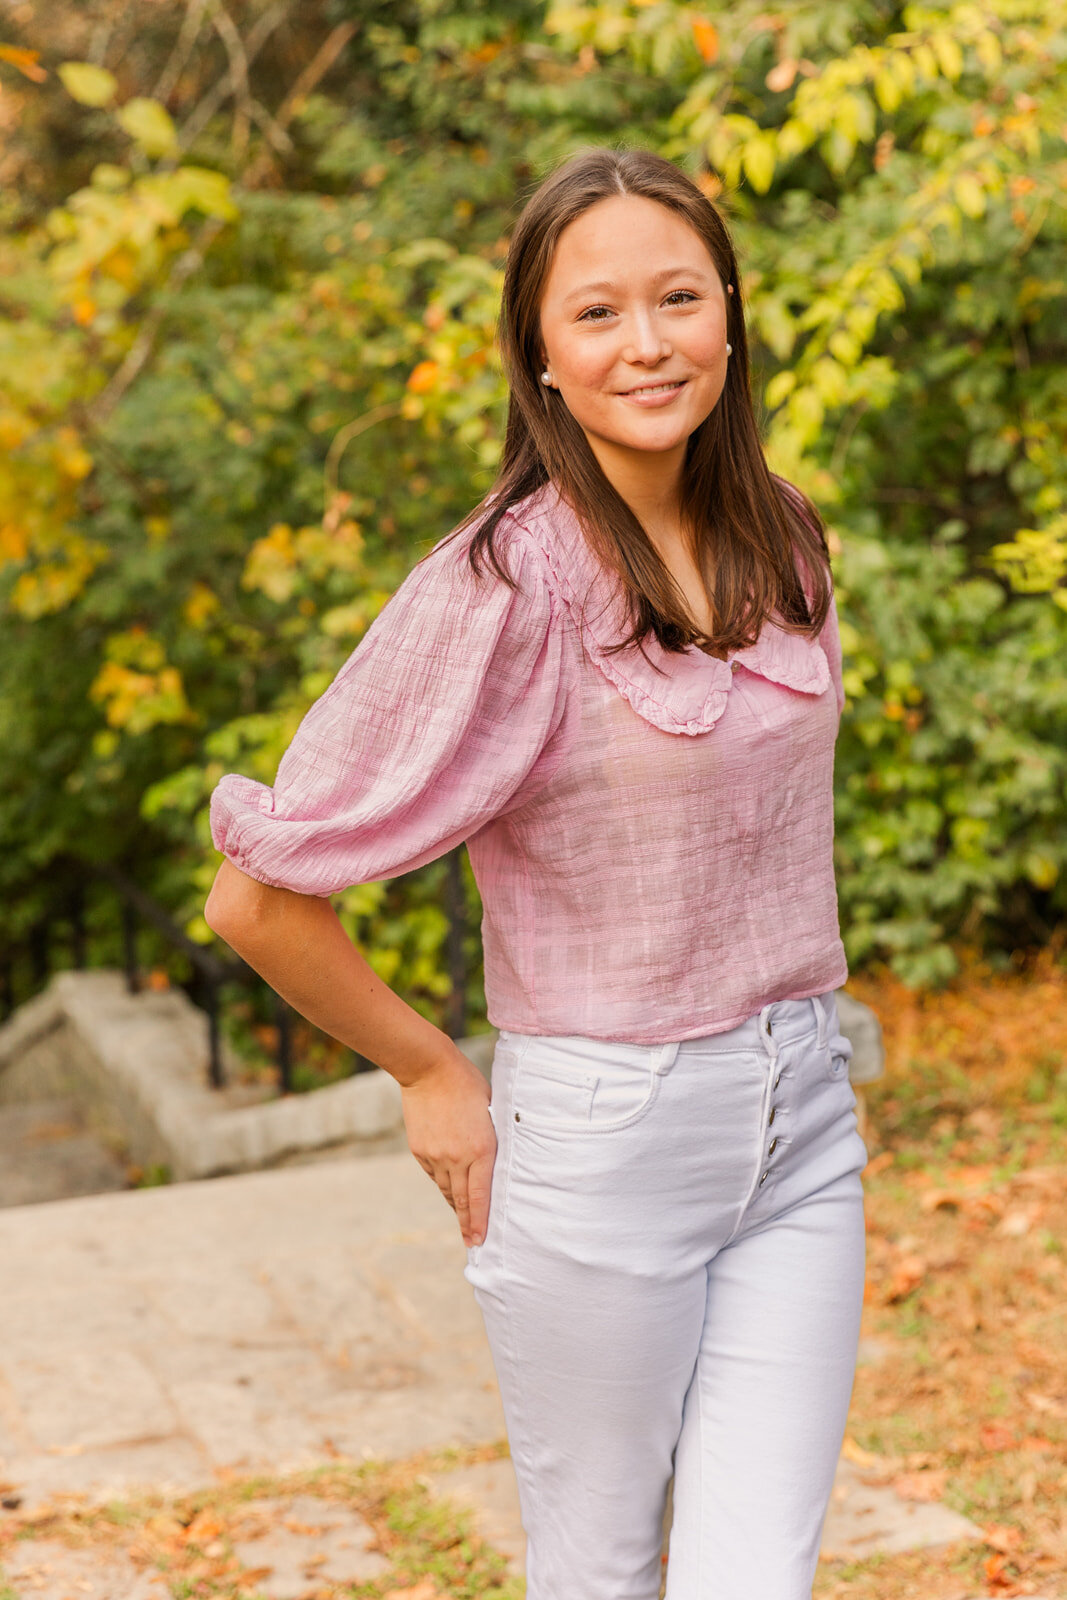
[542,193,716,303]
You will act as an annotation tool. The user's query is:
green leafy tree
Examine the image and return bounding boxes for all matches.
[0,0,1063,1023]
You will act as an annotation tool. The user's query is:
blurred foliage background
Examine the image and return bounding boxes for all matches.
[0,0,1064,1045]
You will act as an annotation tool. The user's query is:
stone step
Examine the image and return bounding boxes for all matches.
[0,1097,130,1209]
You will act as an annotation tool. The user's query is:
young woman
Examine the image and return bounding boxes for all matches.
[206,146,869,1600]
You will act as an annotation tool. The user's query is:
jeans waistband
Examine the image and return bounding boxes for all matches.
[499,992,835,1065]
[682,993,832,1056]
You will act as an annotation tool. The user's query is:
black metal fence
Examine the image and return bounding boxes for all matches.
[0,850,470,1093]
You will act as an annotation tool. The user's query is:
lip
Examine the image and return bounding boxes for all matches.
[618,379,688,407]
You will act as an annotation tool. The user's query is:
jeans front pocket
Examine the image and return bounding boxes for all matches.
[513,1036,661,1135]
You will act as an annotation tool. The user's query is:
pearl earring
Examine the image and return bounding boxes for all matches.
[541,371,552,385]
[725,343,732,355]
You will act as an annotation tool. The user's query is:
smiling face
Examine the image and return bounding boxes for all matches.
[537,192,731,497]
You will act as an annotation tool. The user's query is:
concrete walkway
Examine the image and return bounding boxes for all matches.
[0,1154,502,1514]
[0,1153,988,1591]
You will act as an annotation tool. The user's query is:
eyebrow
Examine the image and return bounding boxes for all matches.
[561,266,714,307]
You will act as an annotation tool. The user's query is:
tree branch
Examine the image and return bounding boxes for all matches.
[275,20,358,130]
[153,0,212,106]
[176,2,289,153]
[85,217,226,429]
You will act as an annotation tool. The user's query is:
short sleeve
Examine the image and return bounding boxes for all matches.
[209,529,565,896]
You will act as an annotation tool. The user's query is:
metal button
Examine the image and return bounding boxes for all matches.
[768,1108,776,1125]
[758,1171,769,1186]
[768,1137,778,1155]
[514,1112,521,1122]
[773,1073,781,1089]
[730,661,740,673]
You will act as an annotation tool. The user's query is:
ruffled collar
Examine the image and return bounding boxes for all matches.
[507,483,830,737]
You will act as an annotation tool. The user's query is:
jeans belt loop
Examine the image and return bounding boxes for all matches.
[655,1041,682,1076]
[758,1004,780,1063]
[811,993,829,1050]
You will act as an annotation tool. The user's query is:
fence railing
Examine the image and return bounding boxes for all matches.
[0,850,470,1093]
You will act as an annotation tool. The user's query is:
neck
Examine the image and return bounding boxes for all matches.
[584,434,688,547]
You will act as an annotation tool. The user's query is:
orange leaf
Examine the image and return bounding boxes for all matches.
[884,1253,927,1302]
[0,44,47,82]
[979,1422,1016,1451]
[765,58,798,93]
[691,17,719,63]
[406,360,439,394]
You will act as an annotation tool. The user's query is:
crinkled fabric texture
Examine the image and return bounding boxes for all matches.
[210,481,848,1044]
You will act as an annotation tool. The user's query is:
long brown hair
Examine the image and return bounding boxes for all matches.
[445,145,831,657]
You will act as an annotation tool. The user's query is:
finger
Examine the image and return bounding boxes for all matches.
[452,1173,472,1244]
[466,1150,496,1246]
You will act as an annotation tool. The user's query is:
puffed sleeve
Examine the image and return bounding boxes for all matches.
[209,528,565,896]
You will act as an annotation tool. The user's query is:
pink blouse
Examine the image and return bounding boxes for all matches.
[210,480,848,1044]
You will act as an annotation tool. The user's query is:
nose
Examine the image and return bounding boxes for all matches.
[624,306,671,366]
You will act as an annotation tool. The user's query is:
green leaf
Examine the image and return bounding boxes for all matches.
[117,97,179,158]
[57,61,117,107]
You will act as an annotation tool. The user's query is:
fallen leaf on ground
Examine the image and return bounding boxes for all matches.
[1023,1389,1067,1418]
[884,1253,927,1301]
[979,1422,1016,1451]
[891,1468,949,1501]
[840,1435,881,1466]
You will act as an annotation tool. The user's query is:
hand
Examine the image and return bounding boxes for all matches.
[401,1048,496,1248]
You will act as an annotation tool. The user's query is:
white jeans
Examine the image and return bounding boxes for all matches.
[464,992,868,1600]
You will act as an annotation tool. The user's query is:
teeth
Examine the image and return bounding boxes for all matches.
[628,382,682,395]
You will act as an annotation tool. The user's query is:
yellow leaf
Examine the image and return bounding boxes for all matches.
[57,60,117,107]
[975,30,1002,74]
[931,31,963,81]
[117,97,178,158]
[742,136,775,195]
[954,173,986,219]
[1025,852,1058,891]
[765,370,796,408]
[873,65,902,113]
[183,583,220,628]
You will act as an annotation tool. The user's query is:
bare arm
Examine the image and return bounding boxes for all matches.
[204,857,495,1246]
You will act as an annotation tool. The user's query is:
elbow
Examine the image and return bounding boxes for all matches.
[205,858,266,948]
